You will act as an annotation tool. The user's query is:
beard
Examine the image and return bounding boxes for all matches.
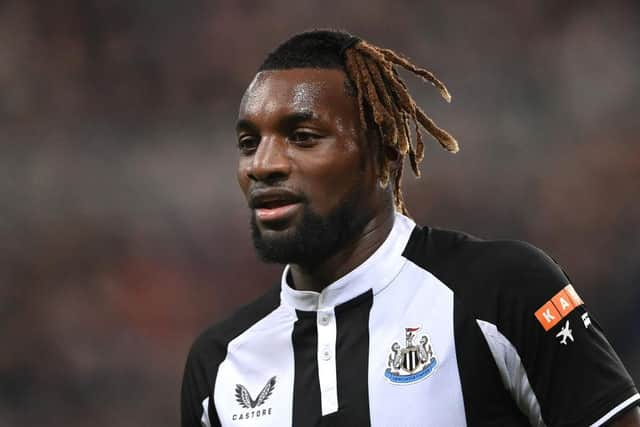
[250,188,369,266]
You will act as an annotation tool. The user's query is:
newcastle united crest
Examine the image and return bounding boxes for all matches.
[384,326,437,385]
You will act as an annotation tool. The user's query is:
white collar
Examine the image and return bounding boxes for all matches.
[280,213,416,311]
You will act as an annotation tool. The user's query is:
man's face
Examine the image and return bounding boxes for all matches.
[236,68,383,265]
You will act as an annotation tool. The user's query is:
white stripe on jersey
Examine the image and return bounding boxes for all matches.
[316,307,338,415]
[591,393,640,427]
[368,260,467,426]
[214,306,296,426]
[476,319,545,427]
[200,397,211,427]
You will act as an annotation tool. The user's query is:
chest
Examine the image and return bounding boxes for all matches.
[213,268,469,426]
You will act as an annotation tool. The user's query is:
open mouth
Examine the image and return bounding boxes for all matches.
[255,202,302,223]
[250,190,304,225]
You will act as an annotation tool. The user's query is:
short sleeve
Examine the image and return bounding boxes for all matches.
[493,242,639,426]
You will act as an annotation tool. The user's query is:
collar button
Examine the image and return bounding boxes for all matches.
[318,313,331,326]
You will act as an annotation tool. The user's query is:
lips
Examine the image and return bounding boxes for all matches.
[249,189,304,225]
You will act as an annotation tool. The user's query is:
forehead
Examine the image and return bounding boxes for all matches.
[238,68,356,122]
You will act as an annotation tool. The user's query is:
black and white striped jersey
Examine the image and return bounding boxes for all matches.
[181,214,639,426]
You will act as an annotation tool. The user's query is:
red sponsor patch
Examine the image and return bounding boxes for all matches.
[535,284,584,331]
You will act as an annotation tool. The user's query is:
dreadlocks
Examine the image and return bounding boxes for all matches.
[259,29,458,215]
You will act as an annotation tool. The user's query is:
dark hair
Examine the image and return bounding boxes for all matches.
[259,29,358,71]
[259,29,458,215]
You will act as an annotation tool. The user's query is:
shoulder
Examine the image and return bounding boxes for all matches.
[187,285,281,368]
[404,225,570,317]
[405,225,567,284]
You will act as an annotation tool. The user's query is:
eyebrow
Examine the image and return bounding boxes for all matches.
[235,119,257,133]
[283,111,315,124]
[235,111,316,133]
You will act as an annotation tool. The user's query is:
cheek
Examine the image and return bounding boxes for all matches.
[298,147,369,213]
[236,159,251,197]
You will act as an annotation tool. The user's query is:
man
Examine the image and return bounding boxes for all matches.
[181,30,639,426]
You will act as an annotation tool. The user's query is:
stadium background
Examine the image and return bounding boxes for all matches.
[1,1,638,425]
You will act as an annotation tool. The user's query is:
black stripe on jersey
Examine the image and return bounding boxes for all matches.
[332,289,373,426]
[292,310,322,426]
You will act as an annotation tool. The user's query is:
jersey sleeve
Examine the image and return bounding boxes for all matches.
[180,346,211,427]
[492,241,639,426]
[181,336,219,427]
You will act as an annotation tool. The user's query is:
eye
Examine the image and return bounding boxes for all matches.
[237,135,259,154]
[289,131,319,145]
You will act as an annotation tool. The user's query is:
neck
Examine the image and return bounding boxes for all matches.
[288,206,396,293]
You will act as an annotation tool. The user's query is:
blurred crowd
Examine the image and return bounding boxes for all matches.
[1,1,639,425]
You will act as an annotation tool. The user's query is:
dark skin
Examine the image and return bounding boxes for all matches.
[236,68,395,292]
[617,409,640,427]
[235,67,640,426]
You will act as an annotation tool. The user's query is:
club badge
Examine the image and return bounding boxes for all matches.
[385,326,437,385]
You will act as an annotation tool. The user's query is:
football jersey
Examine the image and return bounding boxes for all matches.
[181,214,639,426]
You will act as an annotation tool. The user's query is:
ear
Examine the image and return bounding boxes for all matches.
[384,145,401,167]
[383,145,402,178]
[362,126,399,190]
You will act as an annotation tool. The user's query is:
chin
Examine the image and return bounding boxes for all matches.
[250,185,371,264]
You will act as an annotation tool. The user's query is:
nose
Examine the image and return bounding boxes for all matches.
[247,136,291,183]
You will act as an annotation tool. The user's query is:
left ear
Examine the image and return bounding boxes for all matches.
[363,127,399,188]
[381,145,401,182]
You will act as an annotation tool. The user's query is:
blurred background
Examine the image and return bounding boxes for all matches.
[1,0,639,425]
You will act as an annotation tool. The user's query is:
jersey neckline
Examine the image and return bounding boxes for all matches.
[280,213,416,311]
